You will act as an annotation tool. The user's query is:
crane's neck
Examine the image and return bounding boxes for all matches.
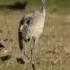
[40,7,46,17]
[40,0,46,17]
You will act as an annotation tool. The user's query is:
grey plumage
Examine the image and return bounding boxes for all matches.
[18,0,46,64]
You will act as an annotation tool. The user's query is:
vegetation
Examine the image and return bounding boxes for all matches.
[0,0,70,70]
[0,0,70,7]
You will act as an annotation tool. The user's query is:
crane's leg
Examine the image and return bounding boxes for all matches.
[23,37,36,70]
[23,42,33,70]
[29,37,36,70]
[20,36,36,70]
[30,37,39,70]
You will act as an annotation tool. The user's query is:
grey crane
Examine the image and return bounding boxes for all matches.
[18,0,46,67]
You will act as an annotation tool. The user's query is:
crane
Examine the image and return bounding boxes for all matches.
[18,0,46,69]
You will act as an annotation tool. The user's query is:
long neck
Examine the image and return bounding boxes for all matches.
[41,7,46,16]
[40,0,46,16]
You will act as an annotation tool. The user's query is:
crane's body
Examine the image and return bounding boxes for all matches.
[18,0,46,67]
[20,11,45,44]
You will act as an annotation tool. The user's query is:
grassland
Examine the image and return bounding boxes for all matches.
[0,0,70,70]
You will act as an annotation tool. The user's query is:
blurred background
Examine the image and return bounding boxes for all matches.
[0,0,70,70]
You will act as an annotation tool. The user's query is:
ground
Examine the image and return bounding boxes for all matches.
[0,9,70,70]
[0,0,70,70]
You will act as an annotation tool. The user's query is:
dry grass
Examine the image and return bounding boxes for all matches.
[0,10,70,70]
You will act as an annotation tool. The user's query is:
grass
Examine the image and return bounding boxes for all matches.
[0,0,70,7]
[0,0,17,5]
[0,0,70,8]
[48,0,70,7]
[0,0,70,70]
[0,8,70,70]
[0,0,70,14]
